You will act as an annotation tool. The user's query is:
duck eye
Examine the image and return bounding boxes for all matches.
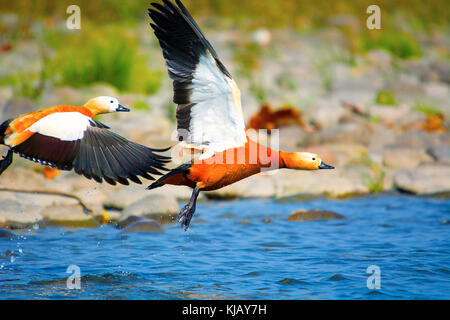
[312,158,316,161]
[110,100,114,103]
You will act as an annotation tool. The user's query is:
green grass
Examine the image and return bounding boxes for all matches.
[132,100,152,111]
[58,41,134,90]
[346,153,386,194]
[313,49,355,93]
[249,79,267,103]
[0,55,51,100]
[45,24,162,94]
[233,41,263,77]
[375,90,397,106]
[366,171,386,194]
[414,100,441,116]
[362,32,422,59]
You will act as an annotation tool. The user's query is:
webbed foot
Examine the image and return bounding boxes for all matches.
[177,186,200,231]
[178,202,196,231]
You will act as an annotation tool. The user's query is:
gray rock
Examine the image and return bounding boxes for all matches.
[0,199,44,229]
[149,185,205,202]
[395,131,448,149]
[73,187,111,209]
[39,87,85,108]
[394,163,450,195]
[424,82,449,102]
[368,104,410,126]
[432,61,450,84]
[383,147,433,169]
[104,186,148,210]
[328,144,368,166]
[306,122,373,146]
[0,87,13,104]
[427,146,450,164]
[205,174,277,199]
[288,209,345,222]
[116,215,145,229]
[0,228,15,238]
[366,50,393,69]
[121,194,179,223]
[121,219,163,233]
[278,126,307,151]
[368,125,397,151]
[0,167,48,190]
[274,167,369,198]
[1,98,35,119]
[42,204,99,228]
[303,99,345,128]
[105,184,203,210]
[387,74,424,100]
[18,192,79,208]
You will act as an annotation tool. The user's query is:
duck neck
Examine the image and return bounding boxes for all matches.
[82,101,103,117]
[244,139,285,171]
[278,151,292,169]
[279,151,306,170]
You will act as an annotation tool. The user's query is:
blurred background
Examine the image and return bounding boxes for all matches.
[0,0,449,300]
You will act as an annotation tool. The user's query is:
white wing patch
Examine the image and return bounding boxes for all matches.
[188,53,247,159]
[28,112,91,141]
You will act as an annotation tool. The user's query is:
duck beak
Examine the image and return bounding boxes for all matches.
[319,161,334,169]
[116,104,130,112]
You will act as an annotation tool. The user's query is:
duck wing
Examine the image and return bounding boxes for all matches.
[10,112,170,185]
[148,0,247,159]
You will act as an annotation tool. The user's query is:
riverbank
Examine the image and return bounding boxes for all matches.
[1,20,449,230]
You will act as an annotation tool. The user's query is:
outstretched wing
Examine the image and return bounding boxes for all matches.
[9,112,170,185]
[148,0,247,159]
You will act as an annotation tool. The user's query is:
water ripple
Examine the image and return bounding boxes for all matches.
[0,194,449,299]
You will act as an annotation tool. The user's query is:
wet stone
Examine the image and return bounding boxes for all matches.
[120,219,163,233]
[288,209,345,222]
[0,228,15,238]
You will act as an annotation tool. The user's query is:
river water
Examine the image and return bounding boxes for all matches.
[0,194,449,299]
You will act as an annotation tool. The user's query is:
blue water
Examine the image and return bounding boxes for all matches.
[0,194,449,299]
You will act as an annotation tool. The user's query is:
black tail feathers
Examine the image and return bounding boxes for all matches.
[0,119,12,145]
[147,162,192,190]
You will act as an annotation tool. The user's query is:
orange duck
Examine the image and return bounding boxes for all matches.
[148,0,334,230]
[0,96,170,185]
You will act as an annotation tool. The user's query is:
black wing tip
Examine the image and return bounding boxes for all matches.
[74,126,172,186]
[146,182,162,190]
[146,161,191,190]
[150,146,172,153]
[148,0,232,80]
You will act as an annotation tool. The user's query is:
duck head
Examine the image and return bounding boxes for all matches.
[83,96,130,116]
[281,151,334,170]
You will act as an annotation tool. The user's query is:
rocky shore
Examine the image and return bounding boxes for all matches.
[0,26,448,231]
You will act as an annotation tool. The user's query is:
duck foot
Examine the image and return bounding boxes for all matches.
[0,149,13,175]
[178,186,200,231]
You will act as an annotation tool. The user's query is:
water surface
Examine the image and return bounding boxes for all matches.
[0,194,449,299]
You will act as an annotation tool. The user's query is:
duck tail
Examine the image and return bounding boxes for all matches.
[147,162,192,190]
[0,119,12,145]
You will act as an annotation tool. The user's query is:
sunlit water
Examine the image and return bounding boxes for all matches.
[0,194,449,299]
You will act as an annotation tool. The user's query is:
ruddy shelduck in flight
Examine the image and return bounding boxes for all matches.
[147,0,334,230]
[0,96,170,185]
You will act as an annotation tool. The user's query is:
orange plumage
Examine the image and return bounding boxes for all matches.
[8,106,94,137]
[151,138,323,192]
[147,0,333,230]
